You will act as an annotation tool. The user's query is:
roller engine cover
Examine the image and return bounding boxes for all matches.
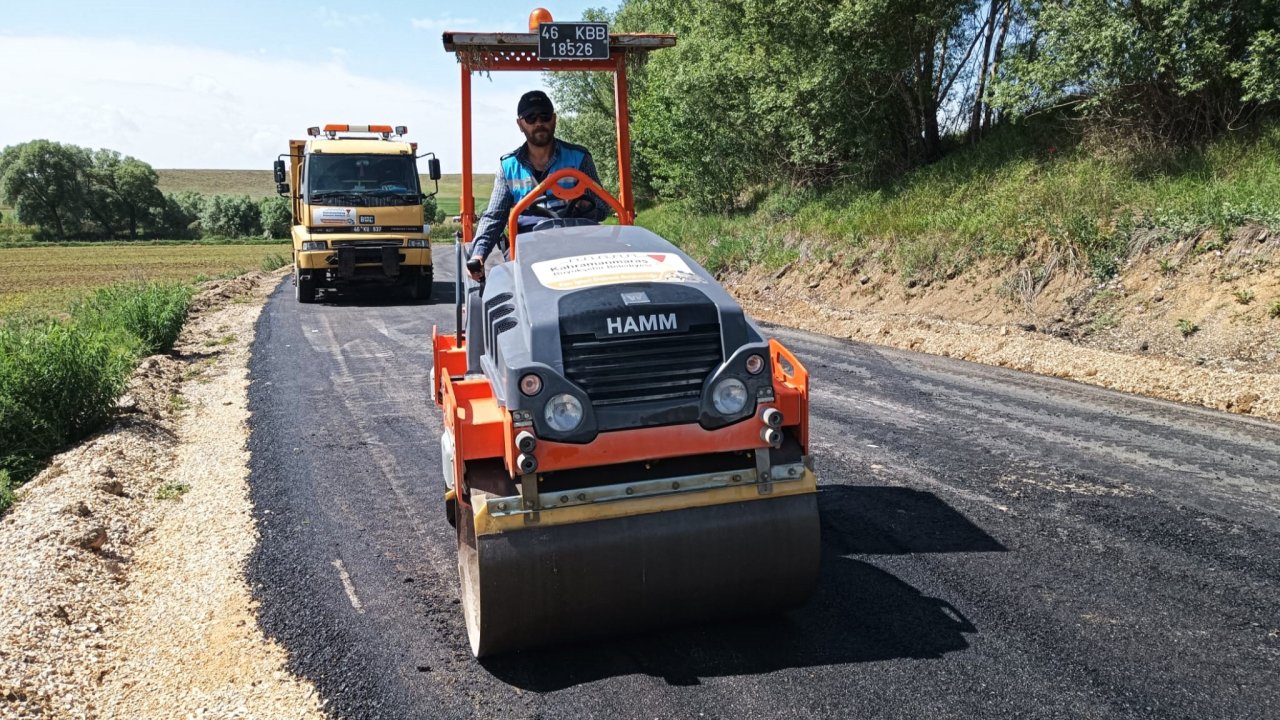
[470,225,772,442]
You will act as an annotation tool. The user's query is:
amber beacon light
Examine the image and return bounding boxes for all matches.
[528,7,553,31]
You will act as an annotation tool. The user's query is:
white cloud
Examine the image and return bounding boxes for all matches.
[315,7,382,29]
[0,36,541,171]
[411,16,477,31]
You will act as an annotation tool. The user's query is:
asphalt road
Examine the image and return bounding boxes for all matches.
[246,249,1280,719]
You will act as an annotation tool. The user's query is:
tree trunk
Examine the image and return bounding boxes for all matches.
[920,33,942,162]
[984,1,1014,131]
[969,0,1002,142]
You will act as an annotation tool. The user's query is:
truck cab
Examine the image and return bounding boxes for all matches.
[275,124,441,303]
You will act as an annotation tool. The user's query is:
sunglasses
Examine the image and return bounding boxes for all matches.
[521,112,553,124]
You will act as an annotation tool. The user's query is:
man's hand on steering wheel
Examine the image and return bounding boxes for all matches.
[568,196,596,217]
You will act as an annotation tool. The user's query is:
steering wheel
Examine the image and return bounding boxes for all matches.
[525,194,563,220]
[506,168,625,259]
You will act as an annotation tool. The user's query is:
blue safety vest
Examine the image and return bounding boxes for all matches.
[500,140,591,208]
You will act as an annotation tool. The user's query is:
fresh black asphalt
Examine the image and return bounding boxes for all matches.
[245,247,1280,719]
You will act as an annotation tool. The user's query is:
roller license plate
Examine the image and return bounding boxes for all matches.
[537,22,609,60]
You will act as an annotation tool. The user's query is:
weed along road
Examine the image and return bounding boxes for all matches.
[243,248,1280,720]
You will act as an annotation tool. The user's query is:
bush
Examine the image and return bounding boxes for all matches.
[0,282,193,508]
[72,282,193,355]
[0,318,135,488]
[259,196,292,238]
[201,195,262,237]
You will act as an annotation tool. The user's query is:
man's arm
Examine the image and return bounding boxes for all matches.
[471,172,514,266]
[577,151,610,221]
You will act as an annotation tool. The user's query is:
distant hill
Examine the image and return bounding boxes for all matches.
[156,169,276,199]
[155,170,494,215]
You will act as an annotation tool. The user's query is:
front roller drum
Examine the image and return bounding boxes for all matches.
[457,493,820,657]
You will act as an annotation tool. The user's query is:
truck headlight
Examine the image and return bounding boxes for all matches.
[407,238,429,248]
[711,378,748,415]
[544,393,584,432]
[301,240,326,251]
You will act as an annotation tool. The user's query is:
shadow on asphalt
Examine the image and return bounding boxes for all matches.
[481,485,1003,691]
[311,280,457,307]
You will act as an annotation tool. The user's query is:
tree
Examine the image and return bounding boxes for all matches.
[156,191,205,239]
[202,195,261,237]
[88,150,165,239]
[552,1,989,209]
[422,193,442,225]
[0,141,92,239]
[992,0,1280,141]
[0,141,169,240]
[258,196,292,238]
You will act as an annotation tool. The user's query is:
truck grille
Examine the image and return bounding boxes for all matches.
[561,323,722,407]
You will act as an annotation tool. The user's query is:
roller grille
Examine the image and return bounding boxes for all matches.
[561,323,722,407]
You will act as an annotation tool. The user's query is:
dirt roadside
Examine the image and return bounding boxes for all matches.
[1,232,1277,718]
[0,271,325,719]
[732,227,1280,422]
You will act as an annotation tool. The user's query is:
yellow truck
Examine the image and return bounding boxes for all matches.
[274,124,441,303]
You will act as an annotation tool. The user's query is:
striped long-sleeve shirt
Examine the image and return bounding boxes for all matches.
[470,139,608,262]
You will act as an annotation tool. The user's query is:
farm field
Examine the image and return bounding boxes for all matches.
[0,243,288,317]
[156,170,493,215]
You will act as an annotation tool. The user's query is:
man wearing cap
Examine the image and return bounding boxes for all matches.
[467,90,608,280]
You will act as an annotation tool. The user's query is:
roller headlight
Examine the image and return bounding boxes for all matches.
[407,238,429,248]
[544,393,584,432]
[301,240,327,251]
[711,378,748,415]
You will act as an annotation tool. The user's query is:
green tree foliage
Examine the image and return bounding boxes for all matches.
[0,140,92,239]
[201,194,262,237]
[258,196,292,238]
[157,191,205,239]
[1233,29,1280,104]
[0,141,167,240]
[552,1,1276,209]
[88,149,166,239]
[422,192,442,224]
[991,0,1280,140]
[553,1,984,210]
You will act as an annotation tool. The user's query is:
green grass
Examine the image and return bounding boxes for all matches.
[260,252,289,272]
[156,170,492,217]
[0,469,14,509]
[155,480,191,500]
[636,120,1280,281]
[0,281,193,510]
[0,243,287,317]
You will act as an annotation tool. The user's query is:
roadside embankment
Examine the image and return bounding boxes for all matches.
[728,224,1280,423]
[0,271,326,719]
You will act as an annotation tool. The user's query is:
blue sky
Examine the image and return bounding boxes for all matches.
[0,1,613,169]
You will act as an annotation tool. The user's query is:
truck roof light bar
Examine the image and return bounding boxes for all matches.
[317,124,406,139]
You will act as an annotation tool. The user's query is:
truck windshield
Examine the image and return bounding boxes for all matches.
[307,154,421,206]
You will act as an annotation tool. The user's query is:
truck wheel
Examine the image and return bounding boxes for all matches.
[295,269,317,304]
[409,268,434,303]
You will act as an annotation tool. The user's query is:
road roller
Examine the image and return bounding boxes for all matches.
[434,13,820,657]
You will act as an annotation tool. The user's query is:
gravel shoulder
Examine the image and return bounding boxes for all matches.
[0,271,324,719]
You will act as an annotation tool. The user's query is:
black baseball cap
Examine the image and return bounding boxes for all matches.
[517,90,555,118]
